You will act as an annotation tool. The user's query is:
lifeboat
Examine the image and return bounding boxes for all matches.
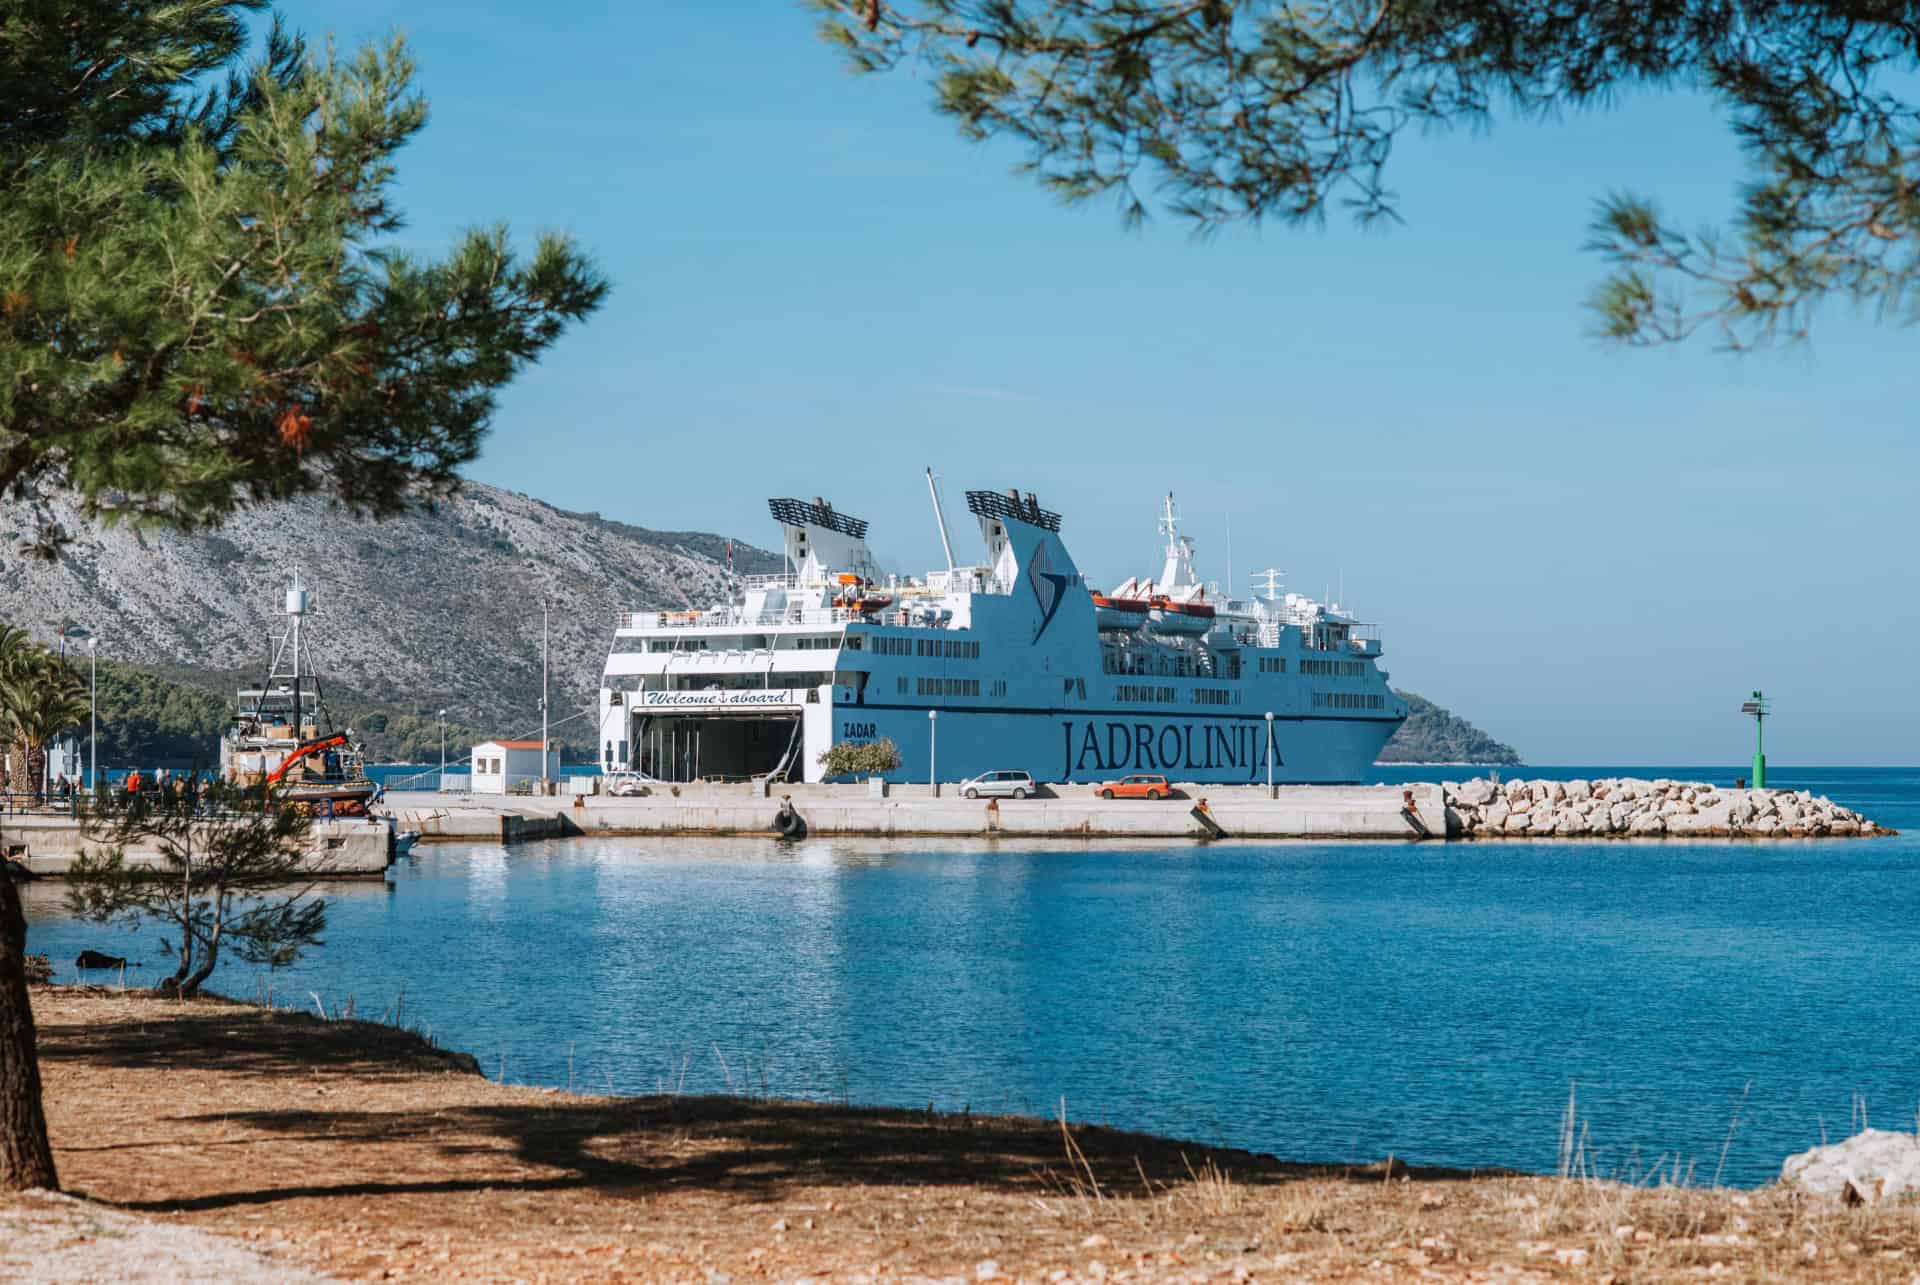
[1147,593,1215,635]
[844,595,894,614]
[1091,592,1150,631]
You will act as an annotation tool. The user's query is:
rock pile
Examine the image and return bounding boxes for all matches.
[1780,1130,1920,1204]
[1440,777,1889,839]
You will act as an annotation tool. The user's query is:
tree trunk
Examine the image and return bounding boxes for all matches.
[0,873,58,1191]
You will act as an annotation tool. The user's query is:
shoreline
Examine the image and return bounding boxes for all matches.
[13,983,1915,1282]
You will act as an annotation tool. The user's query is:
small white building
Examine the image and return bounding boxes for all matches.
[470,739,562,795]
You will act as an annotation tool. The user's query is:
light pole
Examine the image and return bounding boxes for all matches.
[928,709,938,797]
[53,623,91,792]
[540,600,550,796]
[438,708,449,790]
[83,633,96,792]
[1264,711,1275,798]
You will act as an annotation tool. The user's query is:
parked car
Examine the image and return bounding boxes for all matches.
[959,769,1035,800]
[1097,774,1172,800]
[602,771,652,797]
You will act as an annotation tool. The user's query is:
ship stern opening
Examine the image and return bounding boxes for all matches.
[630,713,802,783]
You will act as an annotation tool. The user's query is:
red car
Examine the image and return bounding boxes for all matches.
[1097,774,1172,800]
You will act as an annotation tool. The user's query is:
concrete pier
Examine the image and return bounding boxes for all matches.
[382,782,1444,843]
[1,813,393,878]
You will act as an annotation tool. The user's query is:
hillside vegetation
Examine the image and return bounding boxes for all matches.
[1379,691,1521,764]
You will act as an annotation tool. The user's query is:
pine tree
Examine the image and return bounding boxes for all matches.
[0,1,610,1192]
[0,3,608,553]
[814,1,1920,347]
[68,782,325,998]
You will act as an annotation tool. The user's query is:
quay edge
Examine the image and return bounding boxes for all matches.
[2,814,394,878]
[382,779,1894,844]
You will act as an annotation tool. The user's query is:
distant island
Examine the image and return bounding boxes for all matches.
[1377,691,1521,765]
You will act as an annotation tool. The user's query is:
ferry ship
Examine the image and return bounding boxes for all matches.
[597,479,1406,786]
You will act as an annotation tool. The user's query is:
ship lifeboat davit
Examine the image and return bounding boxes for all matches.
[1092,593,1151,631]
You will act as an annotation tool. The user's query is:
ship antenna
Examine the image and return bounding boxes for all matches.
[1225,514,1232,606]
[288,566,302,737]
[927,466,957,574]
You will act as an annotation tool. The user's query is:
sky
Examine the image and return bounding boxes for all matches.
[283,1,1918,766]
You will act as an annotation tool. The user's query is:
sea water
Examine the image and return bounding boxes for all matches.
[19,766,1920,1187]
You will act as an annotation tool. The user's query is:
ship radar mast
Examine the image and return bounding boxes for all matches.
[1157,492,1199,589]
[287,567,306,733]
[1252,567,1286,601]
[244,567,331,737]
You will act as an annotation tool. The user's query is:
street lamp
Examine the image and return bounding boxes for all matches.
[55,623,92,793]
[1264,711,1276,798]
[438,708,449,789]
[1739,691,1770,788]
[928,709,938,797]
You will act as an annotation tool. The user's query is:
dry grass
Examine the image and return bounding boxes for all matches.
[11,985,1920,1282]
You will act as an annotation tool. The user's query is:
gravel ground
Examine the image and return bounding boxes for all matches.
[0,1189,331,1283]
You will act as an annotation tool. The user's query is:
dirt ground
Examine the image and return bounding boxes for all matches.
[9,986,1920,1283]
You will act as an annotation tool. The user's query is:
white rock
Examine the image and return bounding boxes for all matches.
[1628,813,1666,836]
[1566,780,1592,802]
[1781,1130,1920,1204]
[1454,779,1497,807]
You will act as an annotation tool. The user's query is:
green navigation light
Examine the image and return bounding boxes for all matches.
[1740,691,1770,789]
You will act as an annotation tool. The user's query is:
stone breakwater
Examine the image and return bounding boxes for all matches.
[1442,777,1890,839]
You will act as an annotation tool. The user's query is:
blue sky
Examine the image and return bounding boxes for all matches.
[286,2,1917,765]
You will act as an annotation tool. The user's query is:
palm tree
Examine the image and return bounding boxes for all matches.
[0,624,31,796]
[0,642,87,805]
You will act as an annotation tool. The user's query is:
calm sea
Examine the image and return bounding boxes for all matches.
[19,765,1920,1188]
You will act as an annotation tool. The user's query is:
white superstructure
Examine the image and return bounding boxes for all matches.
[597,482,1407,785]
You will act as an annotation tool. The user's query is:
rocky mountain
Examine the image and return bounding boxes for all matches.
[0,482,781,749]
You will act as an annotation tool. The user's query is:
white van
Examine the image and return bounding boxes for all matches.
[959,770,1035,800]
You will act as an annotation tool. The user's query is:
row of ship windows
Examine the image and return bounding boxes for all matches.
[1115,685,1245,706]
[1300,659,1369,677]
[892,676,1001,697]
[1312,692,1387,710]
[862,636,984,659]
[630,635,844,654]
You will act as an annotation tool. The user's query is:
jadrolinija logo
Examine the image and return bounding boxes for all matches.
[1028,542,1073,643]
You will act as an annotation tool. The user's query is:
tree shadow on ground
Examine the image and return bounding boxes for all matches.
[39,991,1512,1216]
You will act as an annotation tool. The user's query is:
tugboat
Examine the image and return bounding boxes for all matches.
[219,571,381,816]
